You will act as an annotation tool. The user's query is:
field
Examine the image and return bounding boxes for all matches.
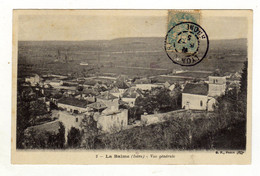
[18,37,248,78]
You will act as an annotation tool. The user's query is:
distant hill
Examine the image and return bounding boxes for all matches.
[18,37,248,76]
[19,37,247,52]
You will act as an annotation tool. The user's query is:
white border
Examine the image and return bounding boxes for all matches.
[0,0,259,175]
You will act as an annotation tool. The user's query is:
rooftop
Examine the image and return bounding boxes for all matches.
[58,97,89,108]
[83,80,96,86]
[45,79,62,83]
[134,78,151,84]
[87,102,107,110]
[82,89,99,96]
[122,88,142,98]
[25,120,61,134]
[113,81,129,89]
[49,93,63,99]
[183,83,208,96]
[96,92,118,100]
[109,87,120,93]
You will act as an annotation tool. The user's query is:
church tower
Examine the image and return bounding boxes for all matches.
[208,76,226,97]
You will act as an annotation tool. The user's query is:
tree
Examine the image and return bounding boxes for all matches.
[16,100,30,148]
[171,83,182,108]
[240,61,248,96]
[239,61,248,119]
[56,122,66,148]
[80,114,99,149]
[67,127,81,148]
[128,106,143,122]
[29,100,49,125]
[135,87,179,114]
[22,122,65,149]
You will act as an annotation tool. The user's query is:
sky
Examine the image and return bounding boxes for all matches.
[17,10,250,41]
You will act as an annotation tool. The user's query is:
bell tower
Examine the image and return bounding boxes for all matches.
[208,76,226,97]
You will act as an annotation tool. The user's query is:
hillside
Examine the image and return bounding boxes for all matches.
[18,37,248,77]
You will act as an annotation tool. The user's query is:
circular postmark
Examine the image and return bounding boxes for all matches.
[164,22,209,66]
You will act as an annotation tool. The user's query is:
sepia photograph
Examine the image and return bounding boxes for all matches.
[11,10,252,164]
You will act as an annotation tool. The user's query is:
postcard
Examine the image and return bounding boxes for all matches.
[12,9,252,164]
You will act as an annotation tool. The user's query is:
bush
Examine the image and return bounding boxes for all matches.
[67,127,81,148]
[22,122,65,149]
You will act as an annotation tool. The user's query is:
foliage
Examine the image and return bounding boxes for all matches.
[209,61,248,149]
[128,106,143,123]
[215,61,248,121]
[170,83,182,109]
[239,61,248,118]
[16,83,49,148]
[67,127,81,148]
[97,113,194,150]
[96,110,246,150]
[22,122,65,149]
[16,100,30,148]
[135,87,181,114]
[80,114,99,149]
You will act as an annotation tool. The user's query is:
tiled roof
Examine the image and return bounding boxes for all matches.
[45,79,61,83]
[119,99,128,105]
[50,93,63,99]
[83,80,96,86]
[114,81,129,89]
[87,102,107,110]
[135,89,143,95]
[58,97,89,108]
[82,89,99,96]
[123,88,143,98]
[96,92,118,100]
[25,120,61,134]
[109,87,120,93]
[183,83,208,96]
[134,78,151,84]
[122,91,138,98]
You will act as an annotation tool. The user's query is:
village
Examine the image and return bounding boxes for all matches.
[17,67,243,148]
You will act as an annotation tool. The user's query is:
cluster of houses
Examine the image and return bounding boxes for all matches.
[22,74,166,133]
[22,72,234,134]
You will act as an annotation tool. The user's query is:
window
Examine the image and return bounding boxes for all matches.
[76,118,78,122]
[200,100,203,107]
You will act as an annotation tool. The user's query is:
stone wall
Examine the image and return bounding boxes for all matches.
[141,109,187,125]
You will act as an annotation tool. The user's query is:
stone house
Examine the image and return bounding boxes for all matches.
[57,97,90,114]
[96,92,119,111]
[182,76,226,111]
[121,88,143,107]
[95,109,128,133]
[25,74,41,86]
[182,83,216,111]
[134,84,163,91]
[44,79,63,88]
